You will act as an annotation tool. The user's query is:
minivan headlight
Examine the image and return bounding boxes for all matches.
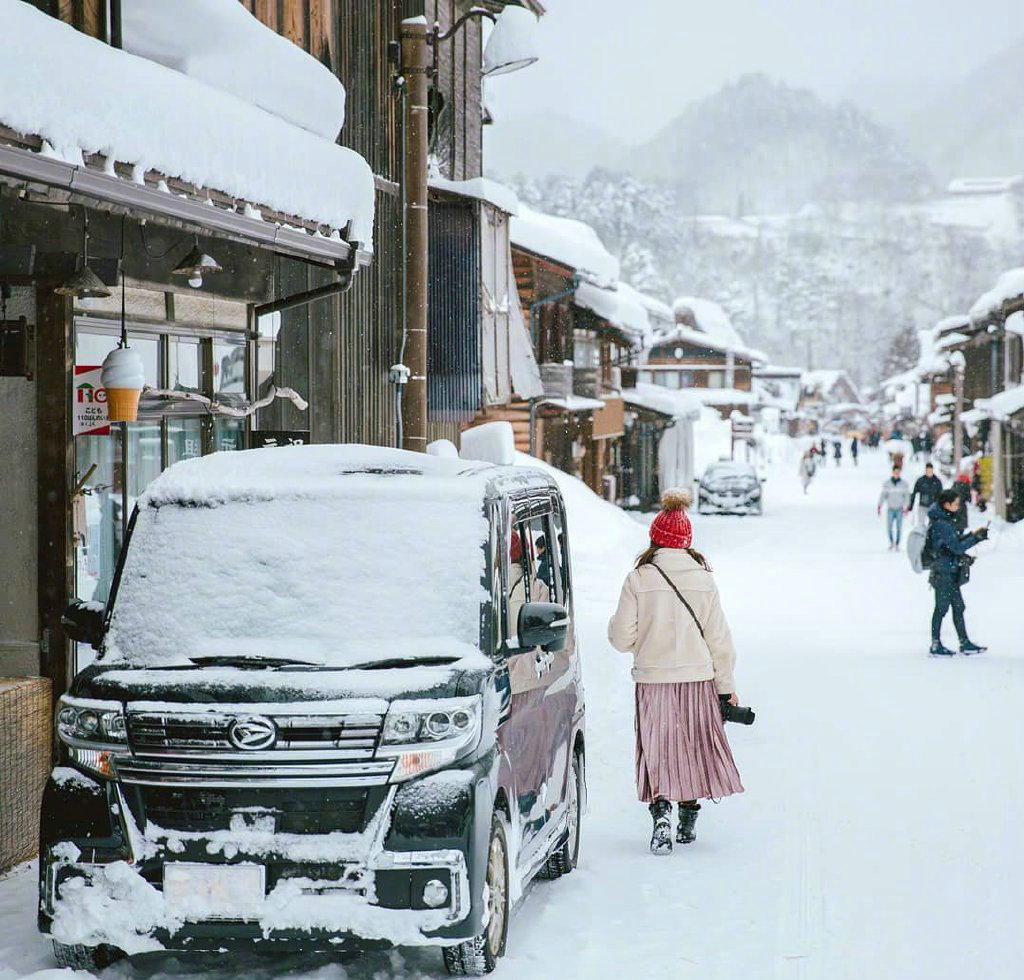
[56,697,126,779]
[379,696,482,782]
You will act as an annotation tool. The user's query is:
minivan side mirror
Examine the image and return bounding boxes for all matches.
[518,602,569,652]
[61,599,104,649]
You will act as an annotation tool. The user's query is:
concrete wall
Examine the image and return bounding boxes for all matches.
[1,288,39,677]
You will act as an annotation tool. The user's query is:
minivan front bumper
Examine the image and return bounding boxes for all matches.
[39,764,491,954]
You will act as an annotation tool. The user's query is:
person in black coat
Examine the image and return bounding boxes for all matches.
[910,463,943,525]
[926,489,988,657]
[850,436,859,466]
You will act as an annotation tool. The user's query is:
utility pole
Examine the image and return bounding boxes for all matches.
[400,18,429,453]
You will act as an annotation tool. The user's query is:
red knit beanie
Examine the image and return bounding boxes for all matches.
[649,488,693,550]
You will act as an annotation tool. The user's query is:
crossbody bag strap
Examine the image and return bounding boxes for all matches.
[650,563,707,642]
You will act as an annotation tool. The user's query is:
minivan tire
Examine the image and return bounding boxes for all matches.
[52,941,124,970]
[538,750,583,880]
[442,814,509,976]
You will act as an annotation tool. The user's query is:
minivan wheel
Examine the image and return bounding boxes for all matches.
[52,941,124,970]
[442,815,509,976]
[538,751,583,880]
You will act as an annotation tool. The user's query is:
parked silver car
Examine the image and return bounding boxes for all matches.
[697,461,764,516]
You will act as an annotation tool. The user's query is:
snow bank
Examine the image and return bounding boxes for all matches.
[510,205,619,284]
[2,1,375,243]
[513,453,646,570]
[122,0,345,141]
[693,407,734,476]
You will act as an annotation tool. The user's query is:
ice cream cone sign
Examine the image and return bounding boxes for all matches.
[100,345,145,422]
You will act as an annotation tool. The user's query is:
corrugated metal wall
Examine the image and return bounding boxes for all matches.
[428,198,481,423]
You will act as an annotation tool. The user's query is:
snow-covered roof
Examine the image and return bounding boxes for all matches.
[122,0,345,142]
[671,296,745,347]
[622,382,702,421]
[574,280,648,343]
[754,364,804,378]
[974,386,1024,421]
[647,324,766,364]
[429,174,519,215]
[618,283,673,325]
[801,369,861,403]
[970,268,1024,320]
[947,176,1023,195]
[510,204,619,284]
[1,1,375,245]
[690,387,757,406]
[537,394,606,413]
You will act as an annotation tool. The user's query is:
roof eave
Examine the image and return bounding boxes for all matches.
[0,140,371,270]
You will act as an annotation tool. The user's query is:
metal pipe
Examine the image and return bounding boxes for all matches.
[400,19,430,453]
[252,261,356,319]
[119,421,128,544]
[395,74,410,450]
[109,0,122,49]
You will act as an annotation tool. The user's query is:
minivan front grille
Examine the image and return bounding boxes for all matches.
[119,701,391,789]
[127,712,383,756]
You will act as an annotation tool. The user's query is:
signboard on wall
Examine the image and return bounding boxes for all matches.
[73,366,110,436]
[252,430,309,448]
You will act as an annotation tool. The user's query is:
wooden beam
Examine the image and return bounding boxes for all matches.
[254,0,277,30]
[282,0,307,48]
[82,0,103,37]
[35,289,73,697]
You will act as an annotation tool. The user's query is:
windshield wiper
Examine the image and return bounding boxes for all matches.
[187,655,323,669]
[347,656,460,671]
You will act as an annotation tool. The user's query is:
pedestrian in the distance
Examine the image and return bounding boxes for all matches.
[799,450,816,494]
[833,440,842,465]
[910,462,943,525]
[850,436,859,466]
[877,465,911,550]
[926,488,988,656]
[819,437,828,465]
[608,489,744,856]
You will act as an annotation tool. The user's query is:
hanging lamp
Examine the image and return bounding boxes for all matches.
[55,211,112,299]
[171,236,223,289]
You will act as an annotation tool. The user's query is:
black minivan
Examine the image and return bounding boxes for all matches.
[41,445,585,976]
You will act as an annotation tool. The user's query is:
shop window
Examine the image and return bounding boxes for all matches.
[707,370,725,388]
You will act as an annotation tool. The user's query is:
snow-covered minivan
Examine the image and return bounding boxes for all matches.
[42,446,585,976]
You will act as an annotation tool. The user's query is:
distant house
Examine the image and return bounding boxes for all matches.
[639,296,767,418]
[800,369,861,410]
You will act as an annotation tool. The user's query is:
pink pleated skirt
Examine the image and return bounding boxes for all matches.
[634,680,744,804]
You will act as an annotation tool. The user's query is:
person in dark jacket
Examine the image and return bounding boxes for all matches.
[850,436,859,466]
[910,463,943,525]
[926,489,988,656]
[952,473,972,533]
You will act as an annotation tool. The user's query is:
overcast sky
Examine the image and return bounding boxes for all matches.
[487,0,1024,142]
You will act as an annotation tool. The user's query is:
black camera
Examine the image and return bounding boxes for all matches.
[719,695,755,726]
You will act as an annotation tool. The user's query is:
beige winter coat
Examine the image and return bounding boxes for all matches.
[607,548,736,693]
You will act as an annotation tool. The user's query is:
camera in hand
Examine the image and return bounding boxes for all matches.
[719,694,755,726]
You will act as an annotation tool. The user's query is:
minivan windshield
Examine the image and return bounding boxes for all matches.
[104,490,489,668]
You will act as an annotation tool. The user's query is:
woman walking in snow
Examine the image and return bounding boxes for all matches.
[608,489,744,855]
[799,450,816,494]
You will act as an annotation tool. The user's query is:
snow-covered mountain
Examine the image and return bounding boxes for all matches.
[898,38,1024,183]
[624,74,932,213]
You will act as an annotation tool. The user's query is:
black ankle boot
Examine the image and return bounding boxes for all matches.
[676,803,700,844]
[649,799,672,855]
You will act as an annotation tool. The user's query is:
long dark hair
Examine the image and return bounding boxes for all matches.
[636,544,712,572]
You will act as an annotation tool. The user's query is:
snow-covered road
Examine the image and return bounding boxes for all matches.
[3,445,1022,980]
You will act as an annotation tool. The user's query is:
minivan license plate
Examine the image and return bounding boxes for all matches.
[163,863,265,920]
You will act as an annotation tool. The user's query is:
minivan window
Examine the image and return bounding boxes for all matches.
[104,492,489,666]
